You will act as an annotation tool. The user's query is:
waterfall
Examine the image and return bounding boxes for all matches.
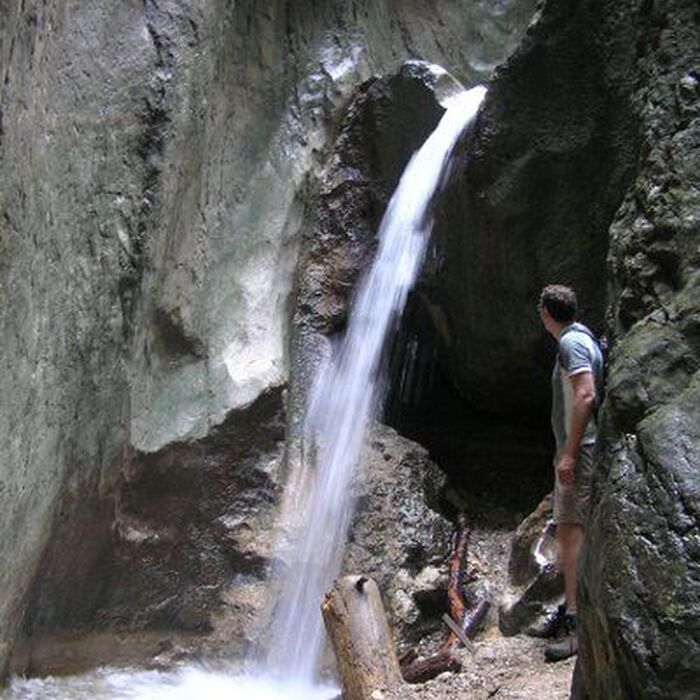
[266,85,487,683]
[4,85,486,700]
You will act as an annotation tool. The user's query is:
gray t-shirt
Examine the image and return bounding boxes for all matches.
[551,322,604,451]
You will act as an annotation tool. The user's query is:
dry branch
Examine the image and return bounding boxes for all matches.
[323,514,490,694]
[400,512,490,684]
[400,647,462,683]
[441,512,471,650]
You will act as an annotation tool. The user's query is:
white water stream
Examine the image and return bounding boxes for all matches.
[3,667,337,700]
[3,84,485,700]
[266,84,486,684]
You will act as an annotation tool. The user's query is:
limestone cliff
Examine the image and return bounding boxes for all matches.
[0,0,535,674]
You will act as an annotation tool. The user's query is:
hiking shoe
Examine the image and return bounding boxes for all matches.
[544,613,578,663]
[526,603,568,639]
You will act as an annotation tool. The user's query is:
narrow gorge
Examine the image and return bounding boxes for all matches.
[0,1,698,699]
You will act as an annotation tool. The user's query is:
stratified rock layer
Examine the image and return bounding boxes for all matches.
[0,0,536,673]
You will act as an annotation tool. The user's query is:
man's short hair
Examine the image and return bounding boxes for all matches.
[539,285,577,323]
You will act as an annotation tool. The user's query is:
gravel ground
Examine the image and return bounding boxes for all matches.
[406,633,575,700]
[386,526,575,700]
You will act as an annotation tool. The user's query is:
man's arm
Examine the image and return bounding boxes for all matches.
[557,371,596,488]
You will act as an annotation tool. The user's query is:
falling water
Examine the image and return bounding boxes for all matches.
[266,85,487,683]
[3,85,486,700]
[2,666,338,700]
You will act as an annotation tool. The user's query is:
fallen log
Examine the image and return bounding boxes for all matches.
[400,646,462,684]
[322,575,404,700]
[442,512,471,650]
[323,515,489,693]
[399,513,490,684]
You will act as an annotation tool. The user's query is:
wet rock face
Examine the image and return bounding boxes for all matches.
[287,62,455,431]
[295,65,448,338]
[0,0,537,672]
[575,0,700,698]
[416,0,698,697]
[428,0,639,419]
[101,391,284,649]
[344,425,453,647]
[385,0,642,511]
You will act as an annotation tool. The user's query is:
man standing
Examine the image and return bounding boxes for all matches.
[537,285,604,662]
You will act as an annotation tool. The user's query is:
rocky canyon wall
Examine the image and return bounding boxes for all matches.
[2,0,696,695]
[576,0,700,697]
[429,0,699,697]
[0,0,535,674]
[430,0,638,418]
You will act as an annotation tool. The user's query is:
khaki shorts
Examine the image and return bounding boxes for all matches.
[553,443,594,525]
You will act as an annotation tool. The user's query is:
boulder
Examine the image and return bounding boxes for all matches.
[344,424,453,647]
[499,493,564,636]
[427,0,638,420]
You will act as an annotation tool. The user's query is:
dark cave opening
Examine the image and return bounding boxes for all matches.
[383,292,554,527]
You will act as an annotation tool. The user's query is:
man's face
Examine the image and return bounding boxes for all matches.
[538,305,557,335]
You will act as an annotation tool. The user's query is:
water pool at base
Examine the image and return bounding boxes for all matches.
[3,667,338,700]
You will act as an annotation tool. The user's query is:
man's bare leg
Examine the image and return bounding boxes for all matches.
[557,522,584,612]
[543,522,584,661]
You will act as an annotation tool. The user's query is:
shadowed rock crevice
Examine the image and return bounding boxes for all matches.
[382,0,638,523]
[19,493,116,639]
[384,294,553,522]
[152,306,207,361]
